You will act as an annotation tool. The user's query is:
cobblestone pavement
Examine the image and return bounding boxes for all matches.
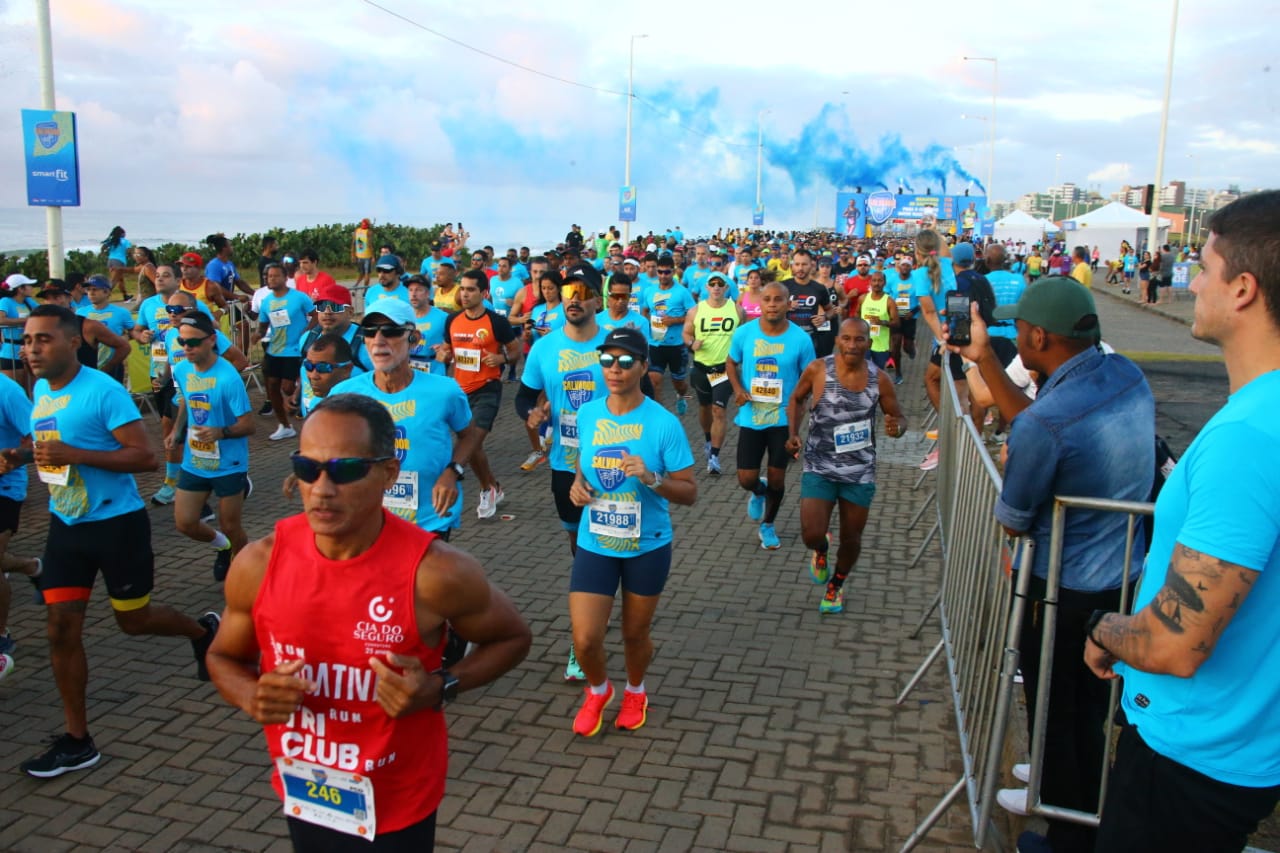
[0,295,1272,852]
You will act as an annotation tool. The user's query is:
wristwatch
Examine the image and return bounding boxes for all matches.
[645,471,664,489]
[432,668,459,710]
[221,427,233,440]
[1085,609,1112,652]
[448,462,466,480]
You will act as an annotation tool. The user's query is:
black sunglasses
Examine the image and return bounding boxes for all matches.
[607,292,630,299]
[360,324,411,339]
[710,259,724,266]
[289,452,395,484]
[657,269,674,275]
[303,359,352,374]
[177,336,210,347]
[599,353,641,370]
[165,305,191,315]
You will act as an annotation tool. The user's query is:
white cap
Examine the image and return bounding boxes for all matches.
[646,243,657,252]
[4,273,36,289]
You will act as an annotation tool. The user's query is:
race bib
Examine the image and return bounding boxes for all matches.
[383,470,418,511]
[37,464,70,486]
[269,308,291,328]
[588,498,641,539]
[834,419,872,453]
[409,357,433,373]
[454,347,481,372]
[895,295,911,310]
[150,341,168,362]
[707,370,729,387]
[188,437,221,461]
[869,324,881,337]
[749,377,782,404]
[559,412,578,448]
[650,317,666,340]
[276,757,376,841]
[814,315,831,332]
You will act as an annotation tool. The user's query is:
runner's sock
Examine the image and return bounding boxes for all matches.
[832,571,848,589]
[210,531,230,550]
[703,432,711,444]
[589,681,609,696]
[626,681,645,694]
[165,463,180,486]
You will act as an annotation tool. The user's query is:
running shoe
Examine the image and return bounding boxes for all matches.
[707,455,722,475]
[893,374,904,386]
[0,652,12,684]
[201,503,216,524]
[0,631,14,656]
[21,733,100,778]
[212,544,233,582]
[810,533,831,584]
[572,683,615,737]
[615,689,648,731]
[925,429,939,441]
[704,440,712,458]
[192,611,220,682]
[243,476,254,500]
[494,486,506,507]
[151,483,176,506]
[919,448,940,471]
[758,523,781,551]
[520,450,546,472]
[820,583,844,614]
[269,424,297,441]
[564,648,585,682]
[477,486,498,520]
[886,357,896,370]
[676,397,688,416]
[258,401,273,416]
[747,482,766,522]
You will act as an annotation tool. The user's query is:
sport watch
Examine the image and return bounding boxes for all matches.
[448,462,466,480]
[433,668,459,710]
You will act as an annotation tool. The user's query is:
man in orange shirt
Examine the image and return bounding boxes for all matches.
[438,269,521,519]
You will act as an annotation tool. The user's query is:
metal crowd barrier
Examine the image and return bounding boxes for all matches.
[896,365,1156,850]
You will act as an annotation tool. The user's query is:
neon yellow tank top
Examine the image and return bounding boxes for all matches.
[860,292,892,352]
[692,299,739,366]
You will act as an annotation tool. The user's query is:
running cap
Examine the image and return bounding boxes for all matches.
[374,256,401,272]
[437,257,456,267]
[180,251,203,267]
[705,272,730,286]
[36,286,70,299]
[4,273,36,288]
[951,242,976,268]
[362,297,416,327]
[85,274,113,289]
[597,326,649,361]
[178,313,217,336]
[315,283,352,306]
[992,276,1099,339]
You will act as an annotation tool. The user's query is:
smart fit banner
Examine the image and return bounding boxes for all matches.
[21,109,81,207]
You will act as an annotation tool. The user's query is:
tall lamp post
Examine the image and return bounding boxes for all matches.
[1186,153,1199,246]
[963,56,998,205]
[1149,0,1180,253]
[623,33,648,245]
[36,0,65,277]
[755,109,770,222]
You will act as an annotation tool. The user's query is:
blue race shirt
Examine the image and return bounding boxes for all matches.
[995,348,1155,589]
[107,238,132,265]
[575,396,694,556]
[136,295,177,377]
[728,320,815,430]
[488,277,519,317]
[31,367,145,523]
[0,296,37,360]
[262,289,315,357]
[0,374,31,501]
[891,274,918,314]
[682,264,713,298]
[406,307,449,376]
[77,303,135,369]
[369,285,412,305]
[596,309,649,335]
[1118,369,1280,787]
[532,303,566,337]
[642,284,695,346]
[910,258,958,339]
[985,270,1027,341]
[329,372,471,532]
[205,257,240,293]
[173,357,251,476]
[521,327,607,473]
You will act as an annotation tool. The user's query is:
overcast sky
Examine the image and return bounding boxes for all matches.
[0,0,1275,240]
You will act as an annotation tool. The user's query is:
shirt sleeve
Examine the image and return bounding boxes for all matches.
[661,412,696,474]
[447,384,473,434]
[492,313,516,344]
[4,386,32,437]
[1175,421,1280,571]
[728,326,745,363]
[226,366,252,418]
[521,344,546,392]
[101,378,143,432]
[215,331,232,354]
[995,411,1061,532]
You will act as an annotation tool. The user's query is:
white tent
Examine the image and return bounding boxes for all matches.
[994,210,1049,247]
[1037,218,1062,235]
[1062,202,1170,256]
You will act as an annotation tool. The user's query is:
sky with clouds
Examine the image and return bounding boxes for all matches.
[0,0,1275,246]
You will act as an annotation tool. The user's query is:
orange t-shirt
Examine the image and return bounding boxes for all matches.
[444,308,517,394]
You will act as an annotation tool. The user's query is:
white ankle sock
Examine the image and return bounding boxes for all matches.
[588,681,610,696]
[211,531,230,550]
[625,682,645,694]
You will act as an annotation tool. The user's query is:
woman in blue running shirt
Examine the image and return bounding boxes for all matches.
[100,226,133,302]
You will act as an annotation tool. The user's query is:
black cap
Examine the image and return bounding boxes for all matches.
[36,286,70,299]
[178,313,217,336]
[597,326,649,361]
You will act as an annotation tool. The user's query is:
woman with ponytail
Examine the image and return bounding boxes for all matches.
[911,230,961,470]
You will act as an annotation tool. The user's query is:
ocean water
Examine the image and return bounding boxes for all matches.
[0,207,548,256]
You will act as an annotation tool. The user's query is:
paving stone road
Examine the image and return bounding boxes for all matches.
[0,287,1272,852]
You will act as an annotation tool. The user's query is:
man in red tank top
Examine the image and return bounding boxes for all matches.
[207,394,531,852]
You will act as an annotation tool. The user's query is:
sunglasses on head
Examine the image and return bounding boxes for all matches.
[289,452,395,485]
[303,359,352,374]
[360,324,411,339]
[315,301,348,313]
[598,353,641,370]
[177,335,210,347]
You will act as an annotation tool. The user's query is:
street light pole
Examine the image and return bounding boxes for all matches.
[1186,153,1199,246]
[755,109,770,216]
[1149,0,1179,253]
[35,0,65,278]
[623,33,648,245]
[963,56,998,204]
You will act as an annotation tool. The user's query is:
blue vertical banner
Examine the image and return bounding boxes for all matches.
[752,205,764,227]
[618,185,636,223]
[22,109,81,206]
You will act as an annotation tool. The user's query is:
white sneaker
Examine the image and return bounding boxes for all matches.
[269,425,297,441]
[494,486,506,507]
[996,787,1030,816]
[918,447,940,471]
[1012,763,1030,783]
[520,450,546,472]
[477,486,497,519]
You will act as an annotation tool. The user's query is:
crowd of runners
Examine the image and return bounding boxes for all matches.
[0,217,1161,849]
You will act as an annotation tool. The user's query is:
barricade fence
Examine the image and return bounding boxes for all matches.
[897,363,1155,851]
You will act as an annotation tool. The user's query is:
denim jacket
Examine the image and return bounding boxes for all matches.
[995,347,1155,591]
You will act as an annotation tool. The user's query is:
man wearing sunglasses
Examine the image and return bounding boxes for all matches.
[640,259,695,415]
[404,276,448,377]
[256,263,316,442]
[597,274,647,334]
[296,284,371,413]
[7,305,219,779]
[330,300,479,541]
[371,256,411,305]
[439,270,520,520]
[682,271,745,475]
[298,334,356,418]
[167,313,255,581]
[208,393,532,851]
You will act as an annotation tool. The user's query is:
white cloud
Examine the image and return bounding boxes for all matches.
[1088,163,1134,183]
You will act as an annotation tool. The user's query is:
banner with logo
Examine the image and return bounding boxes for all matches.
[618,186,636,223]
[22,109,81,207]
[752,205,764,227]
[835,191,986,236]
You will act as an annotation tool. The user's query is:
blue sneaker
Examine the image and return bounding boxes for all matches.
[676,397,688,416]
[747,482,766,521]
[707,455,722,475]
[758,523,781,550]
[0,631,14,656]
[564,648,585,682]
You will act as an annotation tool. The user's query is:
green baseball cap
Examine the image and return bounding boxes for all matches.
[992,275,1100,339]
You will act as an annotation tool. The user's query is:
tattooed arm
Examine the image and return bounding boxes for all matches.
[1084,543,1260,679]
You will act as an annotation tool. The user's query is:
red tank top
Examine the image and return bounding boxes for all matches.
[254,511,446,832]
